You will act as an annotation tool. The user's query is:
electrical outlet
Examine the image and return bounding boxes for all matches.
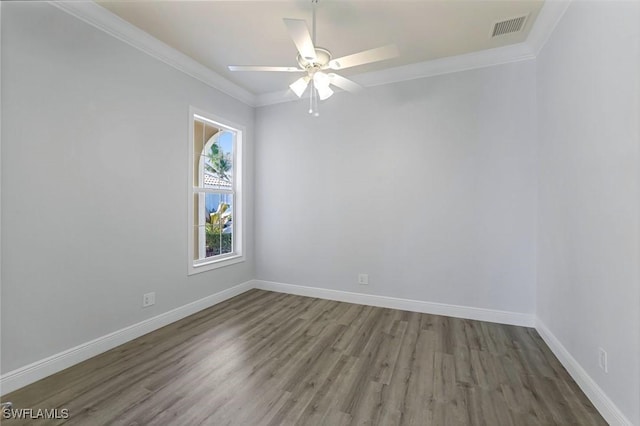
[142,292,156,308]
[598,347,608,373]
[358,273,369,285]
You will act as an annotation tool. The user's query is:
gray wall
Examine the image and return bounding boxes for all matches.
[0,2,255,373]
[536,1,640,424]
[255,61,538,315]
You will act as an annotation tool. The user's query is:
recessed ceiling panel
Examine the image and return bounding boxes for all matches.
[98,0,544,95]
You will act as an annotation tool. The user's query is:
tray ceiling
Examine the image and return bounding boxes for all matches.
[97,0,544,96]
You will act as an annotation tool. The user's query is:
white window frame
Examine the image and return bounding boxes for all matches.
[188,106,244,275]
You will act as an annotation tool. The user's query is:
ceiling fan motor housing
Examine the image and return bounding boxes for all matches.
[297,48,332,71]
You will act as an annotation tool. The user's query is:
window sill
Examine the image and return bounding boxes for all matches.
[188,253,244,275]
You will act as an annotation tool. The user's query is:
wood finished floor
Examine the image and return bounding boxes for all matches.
[2,289,605,425]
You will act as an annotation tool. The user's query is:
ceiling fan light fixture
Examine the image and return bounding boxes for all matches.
[316,84,334,100]
[290,76,310,97]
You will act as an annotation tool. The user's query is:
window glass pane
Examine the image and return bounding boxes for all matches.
[193,193,233,260]
[201,131,234,189]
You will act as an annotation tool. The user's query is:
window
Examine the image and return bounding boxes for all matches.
[188,108,243,274]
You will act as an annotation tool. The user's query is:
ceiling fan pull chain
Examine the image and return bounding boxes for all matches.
[308,81,320,116]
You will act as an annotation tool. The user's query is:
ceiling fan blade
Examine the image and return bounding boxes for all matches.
[283,18,317,62]
[228,66,304,72]
[328,73,363,93]
[328,44,399,70]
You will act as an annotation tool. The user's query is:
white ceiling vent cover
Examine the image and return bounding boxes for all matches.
[491,15,528,37]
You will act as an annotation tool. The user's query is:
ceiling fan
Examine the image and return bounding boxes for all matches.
[227,0,399,116]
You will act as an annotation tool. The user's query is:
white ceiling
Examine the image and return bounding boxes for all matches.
[97,0,544,96]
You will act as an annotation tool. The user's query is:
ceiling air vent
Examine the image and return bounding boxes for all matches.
[492,15,528,37]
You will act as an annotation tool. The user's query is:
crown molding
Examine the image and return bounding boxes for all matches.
[255,89,301,108]
[49,1,257,107]
[526,0,572,55]
[51,0,571,109]
[356,42,535,88]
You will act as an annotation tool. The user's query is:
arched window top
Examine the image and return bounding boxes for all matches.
[199,128,235,190]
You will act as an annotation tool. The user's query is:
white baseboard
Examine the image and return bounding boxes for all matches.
[253,280,535,327]
[0,280,254,395]
[536,319,633,426]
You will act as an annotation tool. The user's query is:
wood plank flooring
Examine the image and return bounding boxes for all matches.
[1,289,605,425]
